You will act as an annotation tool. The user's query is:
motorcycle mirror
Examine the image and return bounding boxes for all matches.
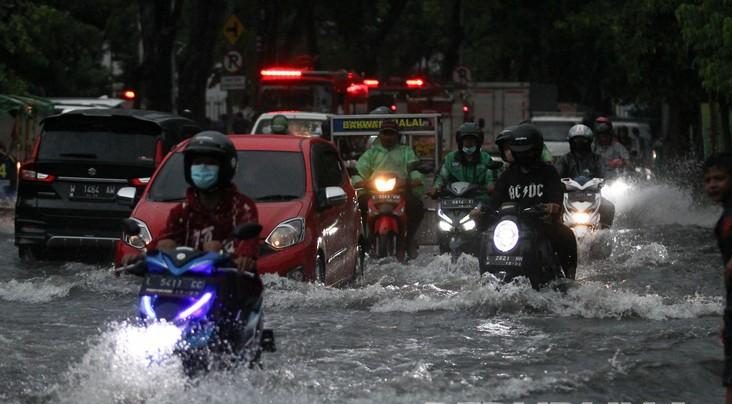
[487,160,504,170]
[121,218,141,236]
[233,223,263,240]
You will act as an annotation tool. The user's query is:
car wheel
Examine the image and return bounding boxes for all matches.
[315,252,326,284]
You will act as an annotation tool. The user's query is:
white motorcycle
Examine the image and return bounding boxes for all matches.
[561,175,613,259]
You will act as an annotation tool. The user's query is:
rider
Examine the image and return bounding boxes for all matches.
[490,124,577,279]
[497,125,553,167]
[554,124,615,228]
[593,116,629,174]
[429,122,498,215]
[270,114,289,134]
[352,119,424,259]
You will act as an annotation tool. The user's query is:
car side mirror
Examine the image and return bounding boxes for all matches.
[318,186,347,209]
[117,187,137,206]
[233,223,262,240]
[121,218,141,236]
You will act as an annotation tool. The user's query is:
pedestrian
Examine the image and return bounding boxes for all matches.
[703,152,732,403]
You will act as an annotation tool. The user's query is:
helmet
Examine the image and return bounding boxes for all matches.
[456,122,484,147]
[183,131,238,188]
[379,119,399,134]
[568,124,593,141]
[508,124,544,165]
[370,106,391,115]
[594,116,613,136]
[496,126,516,148]
[270,114,289,134]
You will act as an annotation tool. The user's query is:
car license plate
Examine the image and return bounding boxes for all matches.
[69,183,117,200]
[486,255,523,267]
[140,274,208,297]
[441,198,476,209]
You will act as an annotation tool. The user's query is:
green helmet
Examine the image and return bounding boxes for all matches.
[271,114,289,134]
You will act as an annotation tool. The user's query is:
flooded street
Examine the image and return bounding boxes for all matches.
[0,181,726,404]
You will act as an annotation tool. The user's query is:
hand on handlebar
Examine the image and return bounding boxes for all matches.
[426,187,440,199]
[234,256,257,273]
[542,203,562,216]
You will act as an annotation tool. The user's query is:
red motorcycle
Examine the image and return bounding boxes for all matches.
[364,172,408,260]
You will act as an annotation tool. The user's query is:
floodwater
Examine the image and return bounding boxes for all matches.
[0,180,725,404]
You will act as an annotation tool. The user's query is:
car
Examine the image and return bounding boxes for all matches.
[15,109,199,259]
[114,135,365,286]
[529,115,582,158]
[250,111,331,137]
[48,97,130,114]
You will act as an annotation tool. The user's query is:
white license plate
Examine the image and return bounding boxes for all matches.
[486,255,523,267]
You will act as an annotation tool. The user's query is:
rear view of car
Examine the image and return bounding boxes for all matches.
[15,109,197,259]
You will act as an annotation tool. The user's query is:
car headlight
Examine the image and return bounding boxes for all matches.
[438,220,453,232]
[493,220,519,252]
[373,176,396,192]
[571,212,591,224]
[266,217,305,249]
[122,217,152,249]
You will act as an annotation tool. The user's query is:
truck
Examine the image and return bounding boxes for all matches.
[256,67,370,115]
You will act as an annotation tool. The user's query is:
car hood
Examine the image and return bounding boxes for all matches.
[133,199,306,242]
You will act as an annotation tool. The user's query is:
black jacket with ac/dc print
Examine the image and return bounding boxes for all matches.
[491,162,564,211]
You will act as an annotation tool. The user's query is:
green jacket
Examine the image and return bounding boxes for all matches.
[351,142,424,196]
[541,144,554,163]
[433,151,498,203]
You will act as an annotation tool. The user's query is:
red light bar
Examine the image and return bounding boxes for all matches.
[364,79,380,88]
[405,78,424,87]
[463,105,469,112]
[347,83,369,96]
[260,69,303,78]
[390,104,397,111]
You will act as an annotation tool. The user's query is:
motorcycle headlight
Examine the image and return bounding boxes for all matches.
[373,177,396,192]
[493,220,519,252]
[572,212,591,224]
[438,220,453,232]
[122,218,152,249]
[266,217,305,249]
[462,219,476,231]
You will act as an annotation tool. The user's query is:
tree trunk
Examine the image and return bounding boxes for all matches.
[720,96,732,152]
[440,0,463,82]
[177,0,226,124]
[138,0,183,112]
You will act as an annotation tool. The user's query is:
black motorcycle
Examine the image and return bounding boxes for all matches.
[435,181,483,263]
[478,203,566,289]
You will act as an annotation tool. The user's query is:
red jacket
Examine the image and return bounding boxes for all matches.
[156,185,259,259]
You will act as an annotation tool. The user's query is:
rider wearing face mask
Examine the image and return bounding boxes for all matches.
[154,131,259,274]
[429,122,499,203]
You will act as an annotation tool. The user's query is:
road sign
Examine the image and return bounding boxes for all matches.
[452,66,472,84]
[224,50,243,73]
[221,75,246,90]
[223,15,244,45]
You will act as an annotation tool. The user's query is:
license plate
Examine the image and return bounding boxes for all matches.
[140,274,209,297]
[441,198,476,209]
[373,193,400,202]
[69,183,117,200]
[486,255,523,267]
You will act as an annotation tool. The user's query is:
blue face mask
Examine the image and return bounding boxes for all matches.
[462,146,477,155]
[190,164,219,190]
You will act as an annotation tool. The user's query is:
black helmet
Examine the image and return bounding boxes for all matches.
[456,122,484,148]
[370,106,391,115]
[183,131,238,188]
[508,124,544,165]
[496,125,516,148]
[594,116,613,136]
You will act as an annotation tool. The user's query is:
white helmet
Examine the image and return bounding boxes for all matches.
[567,124,593,142]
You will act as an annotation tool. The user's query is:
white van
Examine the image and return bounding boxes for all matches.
[529,116,583,159]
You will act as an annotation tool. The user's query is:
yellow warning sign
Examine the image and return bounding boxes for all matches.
[223,15,244,45]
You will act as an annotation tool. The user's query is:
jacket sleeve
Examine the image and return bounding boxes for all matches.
[353,149,374,184]
[155,203,186,246]
[233,196,259,259]
[543,166,564,205]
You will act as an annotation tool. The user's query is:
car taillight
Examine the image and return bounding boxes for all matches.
[130,177,150,187]
[20,169,55,183]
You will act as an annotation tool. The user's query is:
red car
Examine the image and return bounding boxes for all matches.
[114,135,365,285]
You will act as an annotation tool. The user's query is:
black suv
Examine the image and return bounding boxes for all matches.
[15,109,198,259]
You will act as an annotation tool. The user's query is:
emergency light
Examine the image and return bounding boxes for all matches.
[260,69,303,78]
[363,79,380,88]
[405,78,424,88]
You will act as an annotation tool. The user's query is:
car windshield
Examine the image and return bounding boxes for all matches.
[148,151,306,202]
[532,121,577,142]
[253,118,325,136]
[259,84,333,113]
[38,131,156,164]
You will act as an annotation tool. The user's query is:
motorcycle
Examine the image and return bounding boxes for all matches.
[435,181,482,263]
[561,176,604,239]
[478,203,566,289]
[364,171,408,260]
[115,220,275,376]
